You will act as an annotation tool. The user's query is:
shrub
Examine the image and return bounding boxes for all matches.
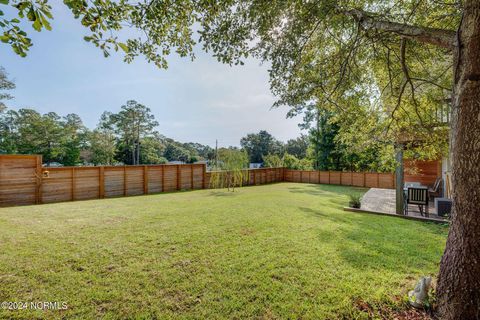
[348,194,362,208]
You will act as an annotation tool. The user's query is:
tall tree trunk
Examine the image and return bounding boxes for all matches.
[136,141,140,165]
[437,1,480,318]
[131,140,135,165]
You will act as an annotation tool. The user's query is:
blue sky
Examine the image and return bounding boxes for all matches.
[1,4,302,147]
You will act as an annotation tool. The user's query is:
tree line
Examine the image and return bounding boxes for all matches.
[1,67,395,171]
[1,98,396,172]
[0,103,216,166]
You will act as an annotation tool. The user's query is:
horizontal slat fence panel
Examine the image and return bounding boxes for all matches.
[104,167,124,197]
[41,168,72,203]
[40,164,208,203]
[365,173,379,188]
[180,165,192,190]
[147,166,163,193]
[352,173,365,187]
[75,167,100,200]
[164,166,178,192]
[330,172,341,185]
[404,159,441,187]
[0,155,40,207]
[126,166,144,196]
[341,172,352,186]
[378,173,395,189]
[283,169,394,189]
[319,171,330,184]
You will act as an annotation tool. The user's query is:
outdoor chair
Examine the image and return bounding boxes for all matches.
[428,177,443,201]
[405,187,429,217]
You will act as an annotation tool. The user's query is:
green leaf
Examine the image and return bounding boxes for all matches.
[118,42,129,53]
[41,8,53,19]
[0,0,9,5]
[39,13,51,31]
[27,8,35,21]
[32,18,42,31]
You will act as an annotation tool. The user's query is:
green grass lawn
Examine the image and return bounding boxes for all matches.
[0,183,448,319]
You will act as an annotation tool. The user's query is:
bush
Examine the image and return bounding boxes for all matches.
[348,194,362,208]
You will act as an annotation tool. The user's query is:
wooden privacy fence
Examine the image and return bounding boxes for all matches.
[0,155,207,206]
[0,155,394,207]
[284,170,395,189]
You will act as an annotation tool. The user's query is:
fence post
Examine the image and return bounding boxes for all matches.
[363,172,366,187]
[376,172,380,188]
[202,164,206,189]
[143,165,148,194]
[328,171,331,184]
[99,167,105,199]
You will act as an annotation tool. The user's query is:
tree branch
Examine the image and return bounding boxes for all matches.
[340,8,456,49]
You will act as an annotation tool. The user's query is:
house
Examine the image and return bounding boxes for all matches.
[168,160,185,165]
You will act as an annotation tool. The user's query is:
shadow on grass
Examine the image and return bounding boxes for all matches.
[298,205,447,273]
[208,191,239,197]
[287,184,367,197]
[299,207,350,224]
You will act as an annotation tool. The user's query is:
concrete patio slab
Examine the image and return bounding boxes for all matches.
[347,188,449,223]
